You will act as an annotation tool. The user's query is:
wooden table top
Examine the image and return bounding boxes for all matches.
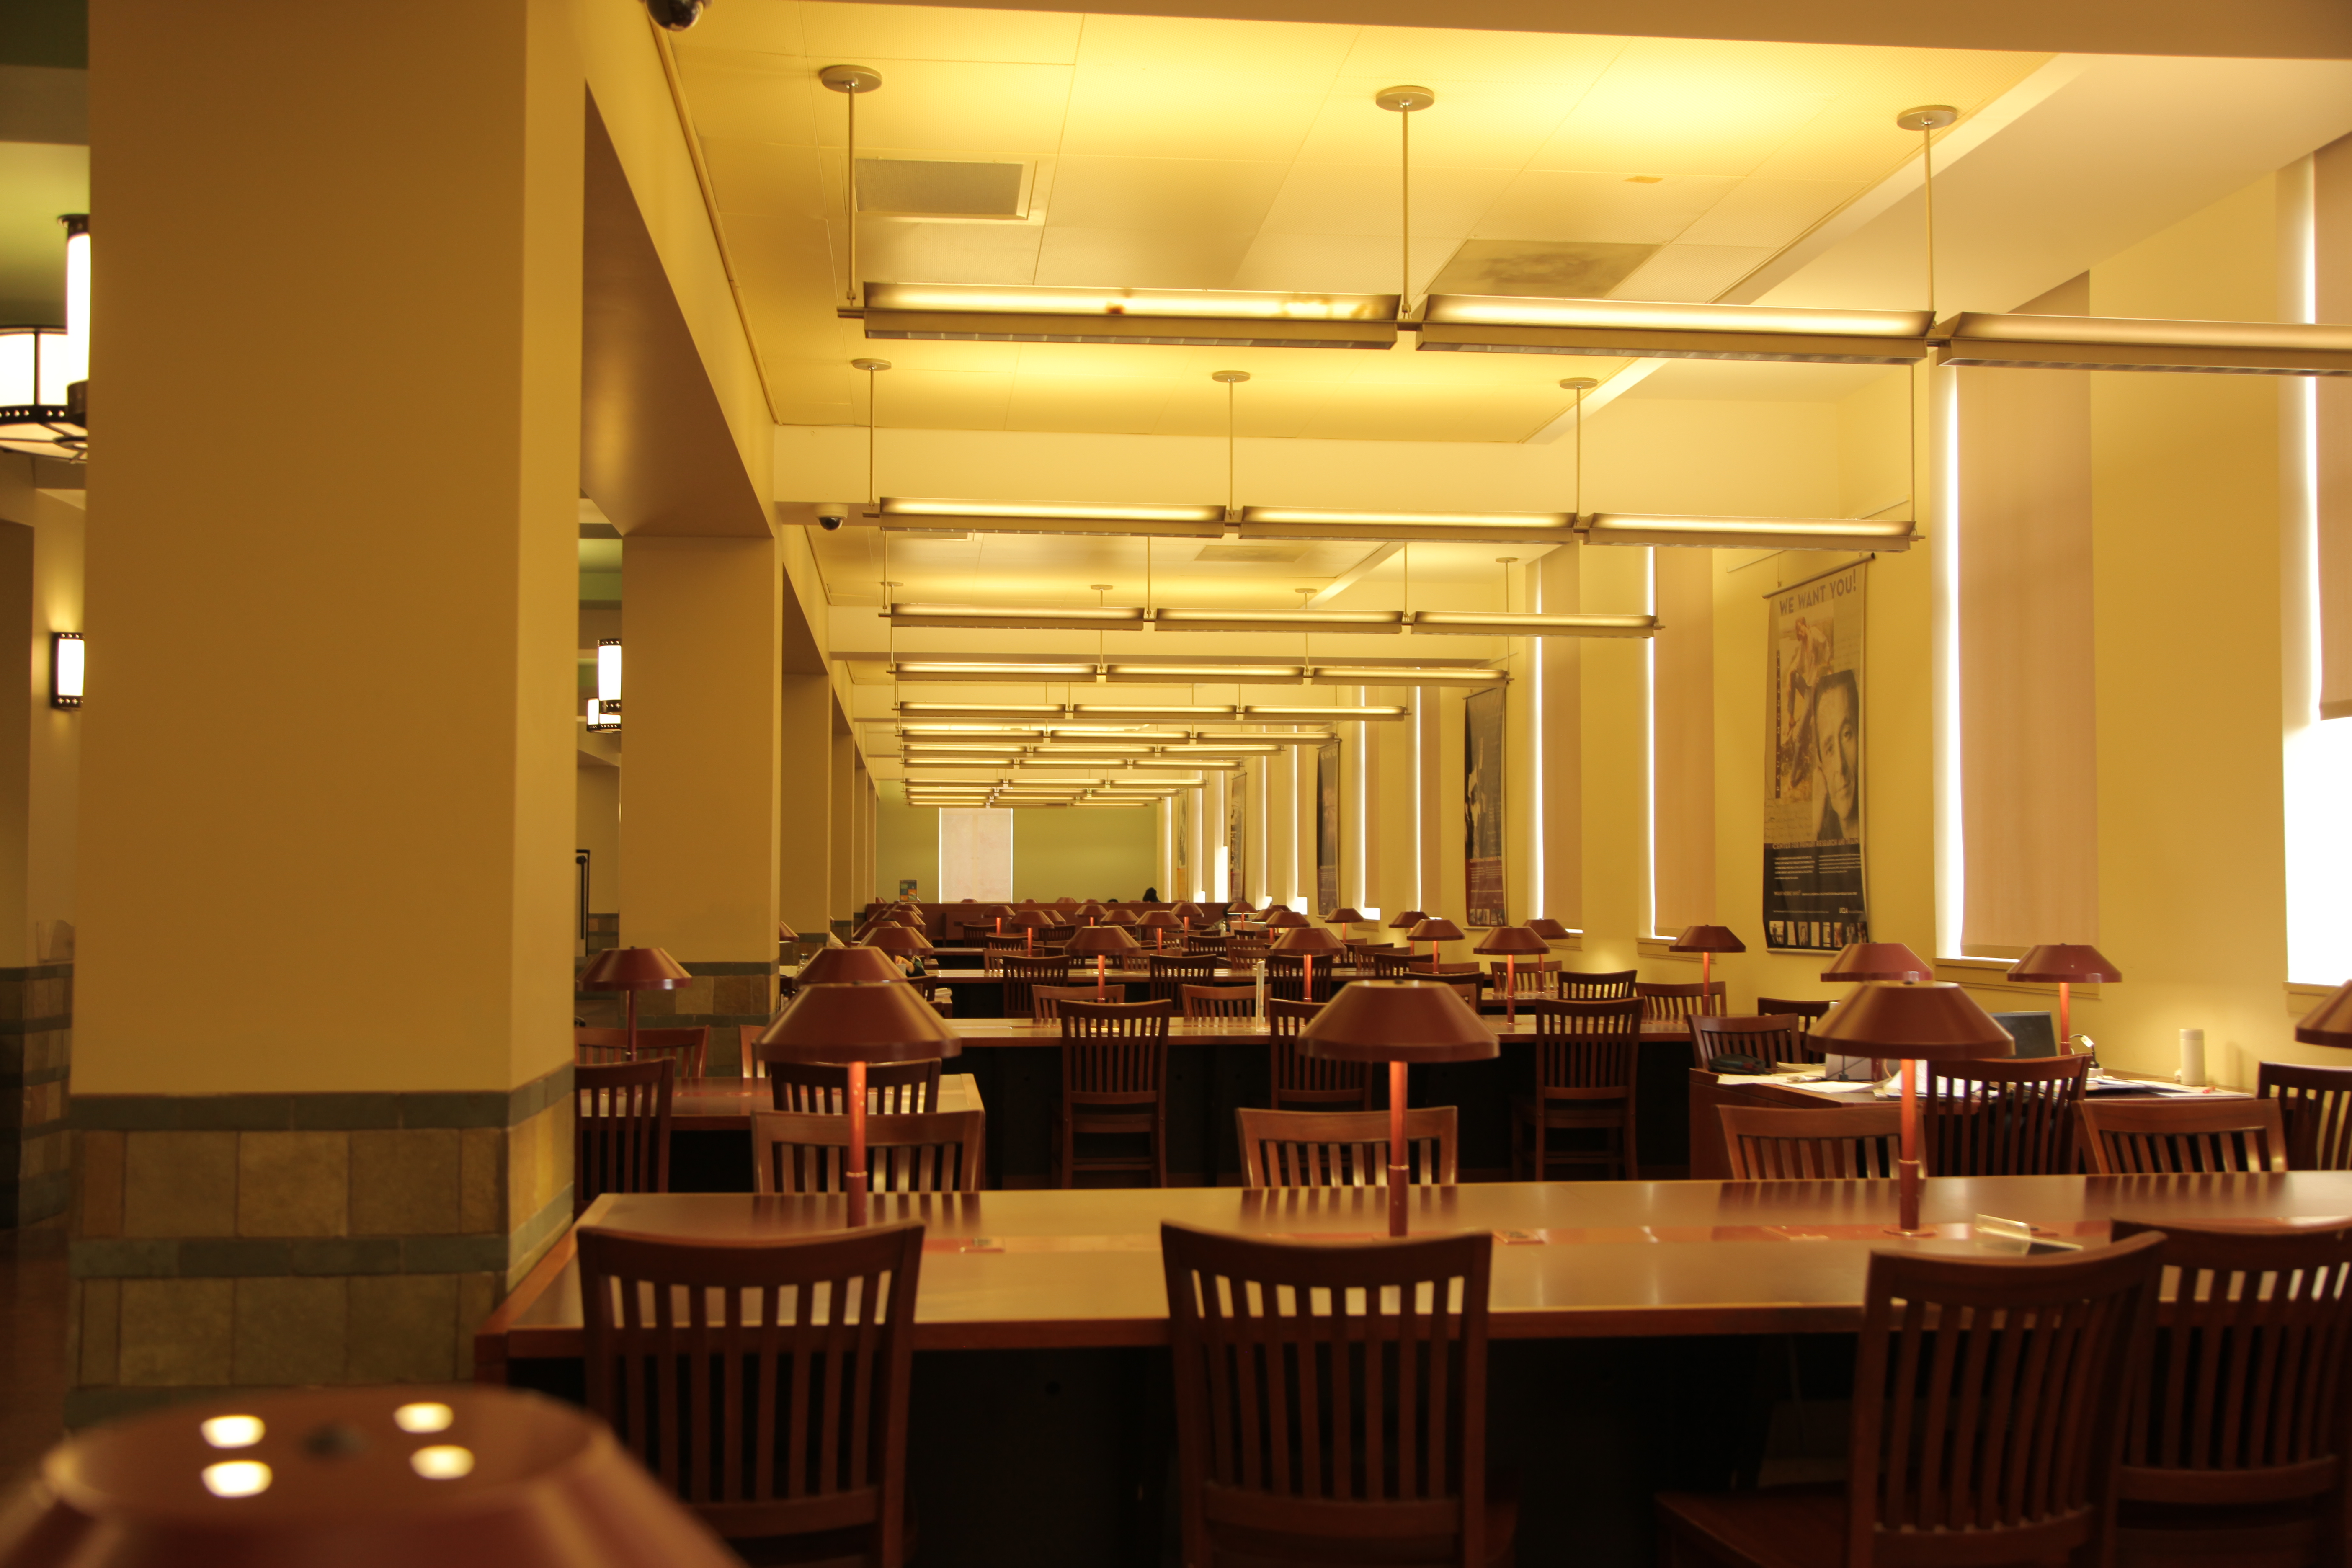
[474,1171,2352,1374]
[909,1017,1692,1048]
[672,1073,983,1131]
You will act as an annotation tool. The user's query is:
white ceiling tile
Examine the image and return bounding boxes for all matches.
[1527,79,1836,178]
[1042,157,1292,232]
[1033,227,1258,290]
[799,3,1086,64]
[675,50,825,146]
[855,217,1044,284]
[700,137,829,217]
[1255,163,1515,238]
[1671,178,1862,248]
[1607,243,1778,302]
[1288,78,1583,170]
[815,60,1075,154]
[1335,27,1625,88]
[677,1,807,57]
[1472,170,1738,245]
[1227,232,1409,295]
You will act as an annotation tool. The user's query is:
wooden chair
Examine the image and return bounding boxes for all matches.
[980,934,1026,975]
[2106,1217,2352,1567]
[765,1059,940,1115]
[1179,984,1256,1020]
[1635,981,1725,1021]
[736,1024,771,1078]
[1033,983,1116,1022]
[1924,1054,2089,1176]
[1001,954,1071,1020]
[1755,996,1833,1034]
[1511,997,1643,1181]
[1161,1222,1512,1568]
[752,1109,985,1194]
[1264,953,1322,1003]
[1183,935,1229,958]
[1146,954,1217,1005]
[1489,959,1560,999]
[1557,968,1637,1001]
[577,1221,923,1564]
[575,1058,673,1217]
[1718,1104,1903,1179]
[575,1025,710,1079]
[1055,999,1172,1188]
[2259,1060,2352,1170]
[1238,1106,1458,1187]
[1658,1235,2164,1568]
[1268,996,1370,1112]
[1369,950,1419,979]
[2079,1098,2290,1175]
[1225,938,1269,971]
[1689,1013,1818,1070]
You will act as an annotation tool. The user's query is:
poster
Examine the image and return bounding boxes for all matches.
[1225,771,1246,906]
[1175,791,1189,879]
[1764,561,1869,952]
[1315,742,1341,916]
[1464,687,1506,926]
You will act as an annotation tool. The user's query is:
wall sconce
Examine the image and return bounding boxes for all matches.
[50,632,81,709]
[596,637,621,714]
[584,695,618,734]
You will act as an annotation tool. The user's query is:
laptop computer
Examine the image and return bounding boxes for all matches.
[1990,1010,2059,1058]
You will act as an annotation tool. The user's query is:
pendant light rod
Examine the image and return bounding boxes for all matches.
[1376,87,1435,317]
[1212,370,1249,519]
[1893,107,1951,533]
[854,357,890,509]
[821,66,884,307]
[1561,378,1597,518]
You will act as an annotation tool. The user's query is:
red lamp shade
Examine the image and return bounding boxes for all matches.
[2006,944,2121,984]
[1300,980,1498,1065]
[1227,900,1253,916]
[794,946,907,986]
[2296,982,2352,1046]
[1473,926,1549,956]
[1269,926,1345,956]
[1386,910,1427,931]
[1011,909,1055,931]
[1819,941,1932,983]
[1174,902,1209,923]
[0,1385,737,1568]
[777,922,798,942]
[1264,903,1294,916]
[1078,901,1106,921]
[1810,982,2013,1060]
[577,948,692,991]
[1265,910,1310,930]
[1065,925,1140,958]
[861,925,933,956]
[1409,918,1465,944]
[1525,918,1571,941]
[1669,925,1746,955]
[1326,907,1365,925]
[755,982,962,1065]
[1137,910,1181,931]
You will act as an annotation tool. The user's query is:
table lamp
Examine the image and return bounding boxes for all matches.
[1387,910,1428,944]
[986,904,1011,936]
[2006,944,2120,1057]
[1408,916,1463,967]
[1011,907,1055,955]
[0,1385,739,1568]
[1265,910,1309,934]
[861,923,933,979]
[793,945,906,986]
[756,981,961,1228]
[577,947,693,1063]
[1175,902,1209,938]
[2296,981,2352,1045]
[1137,908,1180,953]
[1668,925,1746,1014]
[1104,907,1139,928]
[1269,924,1345,1003]
[1525,917,1571,943]
[1264,903,1293,916]
[1066,923,1140,998]
[1326,907,1365,943]
[1301,981,1497,1236]
[1078,900,1106,925]
[1819,941,1933,983]
[1227,900,1253,920]
[1473,926,1548,1022]
[1810,982,2012,1236]
[778,921,798,942]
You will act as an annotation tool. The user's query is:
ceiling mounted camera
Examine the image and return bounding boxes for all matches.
[645,0,706,30]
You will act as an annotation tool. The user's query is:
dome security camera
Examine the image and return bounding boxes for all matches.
[645,0,705,29]
[815,503,856,531]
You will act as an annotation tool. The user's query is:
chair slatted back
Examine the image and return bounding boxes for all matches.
[1238,1106,1457,1187]
[1000,955,1071,1020]
[2079,1099,2290,1175]
[1556,968,1638,1001]
[1033,983,1116,1023]
[1058,999,1171,1100]
[1635,981,1725,1021]
[1148,954,1217,1006]
[1692,1013,1818,1070]
[1184,936,1229,958]
[1845,1236,2163,1567]
[1180,985,1257,1020]
[1719,1104,1903,1180]
[2258,1060,2352,1170]
[1161,1222,1494,1568]
[1263,954,1327,1004]
[752,1109,984,1195]
[1755,996,1833,1034]
[764,1060,940,1116]
[576,1026,710,1080]
[575,1060,673,1217]
[2107,1218,2352,1506]
[1924,1055,2089,1176]
[980,935,1026,976]
[577,1221,923,1555]
[1489,959,1561,998]
[1369,951,1418,979]
[1524,998,1643,1106]
[1225,938,1269,971]
[1269,997,1369,1112]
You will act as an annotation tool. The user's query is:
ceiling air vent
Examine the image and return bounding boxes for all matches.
[856,160,1028,219]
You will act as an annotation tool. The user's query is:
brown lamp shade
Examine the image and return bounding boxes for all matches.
[794,946,906,986]
[1524,918,1571,941]
[1227,900,1253,915]
[1269,926,1345,956]
[578,948,692,992]
[2007,944,2121,984]
[1011,909,1055,930]
[1387,910,1428,930]
[1819,941,1933,983]
[1264,903,1294,916]
[1474,926,1550,956]
[0,1385,738,1568]
[2296,981,2352,1046]
[1811,981,2013,1060]
[890,905,926,926]
[756,982,962,1065]
[1669,925,1746,955]
[1326,907,1365,924]
[1410,917,1465,944]
[1300,980,1499,1065]
[1078,901,1106,921]
[1065,925,1140,958]
[1174,902,1209,922]
[1103,908,1139,927]
[860,925,933,956]
[1266,910,1310,930]
[1137,910,1181,931]
[777,922,798,942]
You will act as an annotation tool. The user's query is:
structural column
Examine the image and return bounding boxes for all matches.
[72,1,581,1417]
[779,674,832,941]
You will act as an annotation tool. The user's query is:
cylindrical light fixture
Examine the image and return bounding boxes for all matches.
[596,638,622,714]
[50,632,82,709]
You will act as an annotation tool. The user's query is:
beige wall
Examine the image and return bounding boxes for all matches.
[574,761,619,911]
[0,472,82,967]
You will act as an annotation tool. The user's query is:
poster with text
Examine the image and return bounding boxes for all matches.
[1764,561,1869,952]
[1225,771,1246,906]
[1465,687,1506,926]
[1315,742,1340,916]
[1175,791,1189,882]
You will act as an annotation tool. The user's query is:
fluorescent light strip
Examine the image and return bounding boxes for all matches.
[1418,296,1933,365]
[1153,609,1407,634]
[884,605,1643,640]
[862,282,1397,323]
[890,605,1151,631]
[1406,611,1655,637]
[1241,506,1572,530]
[1583,514,1917,552]
[895,700,1403,725]
[882,498,1222,524]
[1932,311,2352,375]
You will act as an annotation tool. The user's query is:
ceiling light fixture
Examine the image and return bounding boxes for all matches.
[1416,295,1935,364]
[818,67,883,308]
[1581,513,1919,551]
[1931,313,2352,375]
[585,696,619,734]
[1153,607,1408,634]
[854,282,1398,350]
[0,214,88,462]
[1238,506,1581,544]
[1375,85,1435,319]
[596,638,622,714]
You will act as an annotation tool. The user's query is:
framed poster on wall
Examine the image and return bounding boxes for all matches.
[1226,770,1246,906]
[1315,741,1341,916]
[1465,687,1506,926]
[1763,561,1869,952]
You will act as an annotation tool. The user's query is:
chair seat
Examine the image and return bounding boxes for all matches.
[2114,1498,2330,1568]
[1655,1483,1844,1568]
[1207,1475,1517,1568]
[731,1513,918,1568]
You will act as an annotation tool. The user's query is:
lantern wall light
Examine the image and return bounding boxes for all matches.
[50,632,81,710]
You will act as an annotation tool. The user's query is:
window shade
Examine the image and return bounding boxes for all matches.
[2318,134,2352,719]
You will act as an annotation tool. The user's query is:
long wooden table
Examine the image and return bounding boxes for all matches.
[673,1071,983,1132]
